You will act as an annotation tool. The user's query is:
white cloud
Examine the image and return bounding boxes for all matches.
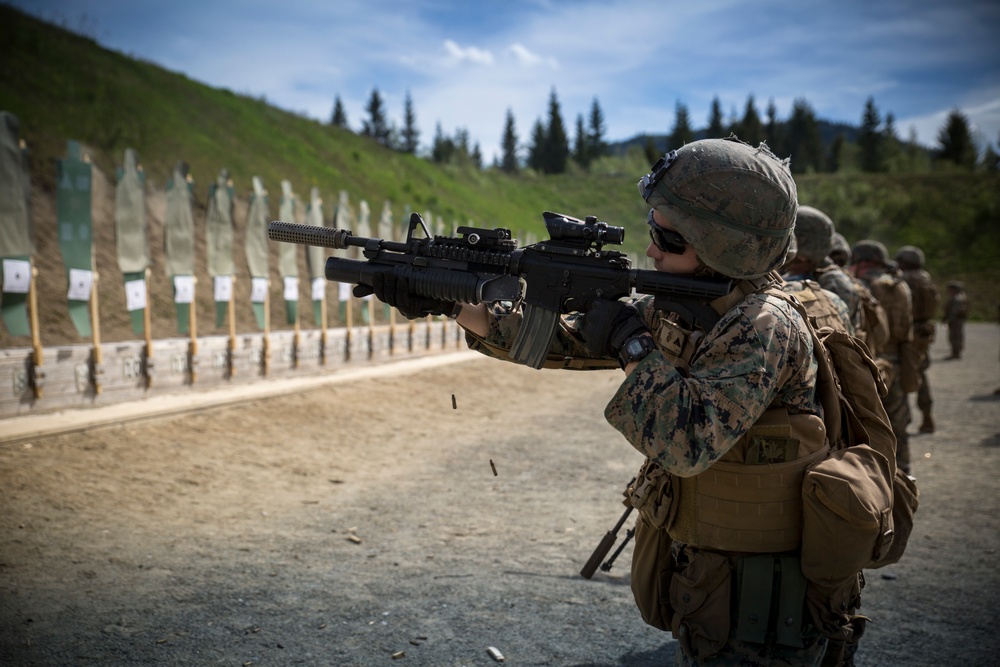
[9,0,999,162]
[506,43,557,68]
[443,40,494,65]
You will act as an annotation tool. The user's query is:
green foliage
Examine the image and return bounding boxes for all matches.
[798,173,1000,319]
[669,101,694,148]
[937,109,977,169]
[707,97,725,139]
[1,4,996,320]
[859,97,884,172]
[786,99,823,174]
[330,95,348,128]
[500,108,518,174]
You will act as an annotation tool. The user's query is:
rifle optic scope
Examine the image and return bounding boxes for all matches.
[543,211,624,246]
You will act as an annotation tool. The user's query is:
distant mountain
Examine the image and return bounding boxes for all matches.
[608,119,862,156]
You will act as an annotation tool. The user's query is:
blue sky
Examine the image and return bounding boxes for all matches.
[10,0,1000,164]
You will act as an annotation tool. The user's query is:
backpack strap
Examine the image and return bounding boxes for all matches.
[767,288,844,446]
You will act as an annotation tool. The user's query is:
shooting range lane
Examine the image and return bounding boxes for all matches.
[0,325,997,666]
[0,351,480,446]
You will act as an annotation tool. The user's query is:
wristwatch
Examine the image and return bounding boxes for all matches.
[617,334,657,370]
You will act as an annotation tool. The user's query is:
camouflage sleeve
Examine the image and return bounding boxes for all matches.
[818,267,860,320]
[604,294,818,477]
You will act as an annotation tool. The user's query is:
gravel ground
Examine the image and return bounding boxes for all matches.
[1,323,998,667]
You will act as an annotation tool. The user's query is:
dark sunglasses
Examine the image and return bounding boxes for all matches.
[647,210,687,254]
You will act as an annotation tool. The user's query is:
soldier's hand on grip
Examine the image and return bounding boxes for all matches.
[570,298,648,359]
[359,270,459,319]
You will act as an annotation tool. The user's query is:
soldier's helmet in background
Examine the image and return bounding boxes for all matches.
[830,232,851,267]
[851,240,890,266]
[895,245,925,270]
[639,137,796,280]
[793,205,834,264]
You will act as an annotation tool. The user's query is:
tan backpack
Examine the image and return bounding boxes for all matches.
[781,294,919,641]
[853,279,890,357]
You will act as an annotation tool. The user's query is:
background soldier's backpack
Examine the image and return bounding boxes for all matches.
[853,279,890,357]
[781,294,919,643]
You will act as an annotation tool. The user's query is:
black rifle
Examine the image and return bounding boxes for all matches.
[268,211,732,368]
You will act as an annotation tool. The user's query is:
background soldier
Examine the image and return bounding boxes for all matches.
[942,280,969,360]
[895,246,940,433]
[852,240,915,474]
[829,232,851,268]
[782,206,859,334]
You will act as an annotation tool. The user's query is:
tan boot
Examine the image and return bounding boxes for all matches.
[918,414,935,434]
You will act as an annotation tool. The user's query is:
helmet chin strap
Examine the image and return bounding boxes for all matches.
[692,257,720,278]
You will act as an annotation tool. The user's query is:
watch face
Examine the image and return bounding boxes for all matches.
[626,339,645,356]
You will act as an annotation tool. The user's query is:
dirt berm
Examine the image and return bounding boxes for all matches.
[1,325,998,666]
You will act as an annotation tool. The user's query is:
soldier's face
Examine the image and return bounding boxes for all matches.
[646,208,700,275]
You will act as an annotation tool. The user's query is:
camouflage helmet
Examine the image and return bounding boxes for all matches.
[851,239,889,266]
[639,137,796,279]
[793,206,834,264]
[829,232,851,266]
[895,245,925,269]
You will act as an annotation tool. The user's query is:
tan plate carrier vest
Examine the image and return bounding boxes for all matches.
[635,276,829,554]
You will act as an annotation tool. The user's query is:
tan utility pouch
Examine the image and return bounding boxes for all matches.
[629,511,676,632]
[874,357,895,388]
[801,445,894,586]
[669,550,731,661]
[628,459,677,631]
[872,469,919,569]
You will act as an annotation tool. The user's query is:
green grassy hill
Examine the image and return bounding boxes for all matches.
[1,4,997,348]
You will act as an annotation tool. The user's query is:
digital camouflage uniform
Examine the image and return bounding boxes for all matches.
[896,246,939,432]
[468,138,829,666]
[853,241,914,473]
[813,261,859,325]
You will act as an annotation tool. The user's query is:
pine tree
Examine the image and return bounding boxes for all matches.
[587,98,607,162]
[785,98,823,174]
[882,112,901,171]
[401,91,419,154]
[707,96,725,139]
[330,95,348,128]
[828,134,846,173]
[572,114,589,168]
[669,101,694,148]
[431,122,454,164]
[858,97,884,172]
[471,143,483,170]
[455,127,471,164]
[982,131,1000,172]
[500,108,519,174]
[738,95,763,146]
[527,118,546,172]
[764,98,783,155]
[937,109,977,169]
[541,88,570,174]
[361,88,390,146]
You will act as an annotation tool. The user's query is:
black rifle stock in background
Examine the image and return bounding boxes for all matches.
[268,211,732,368]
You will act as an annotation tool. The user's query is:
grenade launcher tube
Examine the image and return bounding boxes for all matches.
[324,258,521,305]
